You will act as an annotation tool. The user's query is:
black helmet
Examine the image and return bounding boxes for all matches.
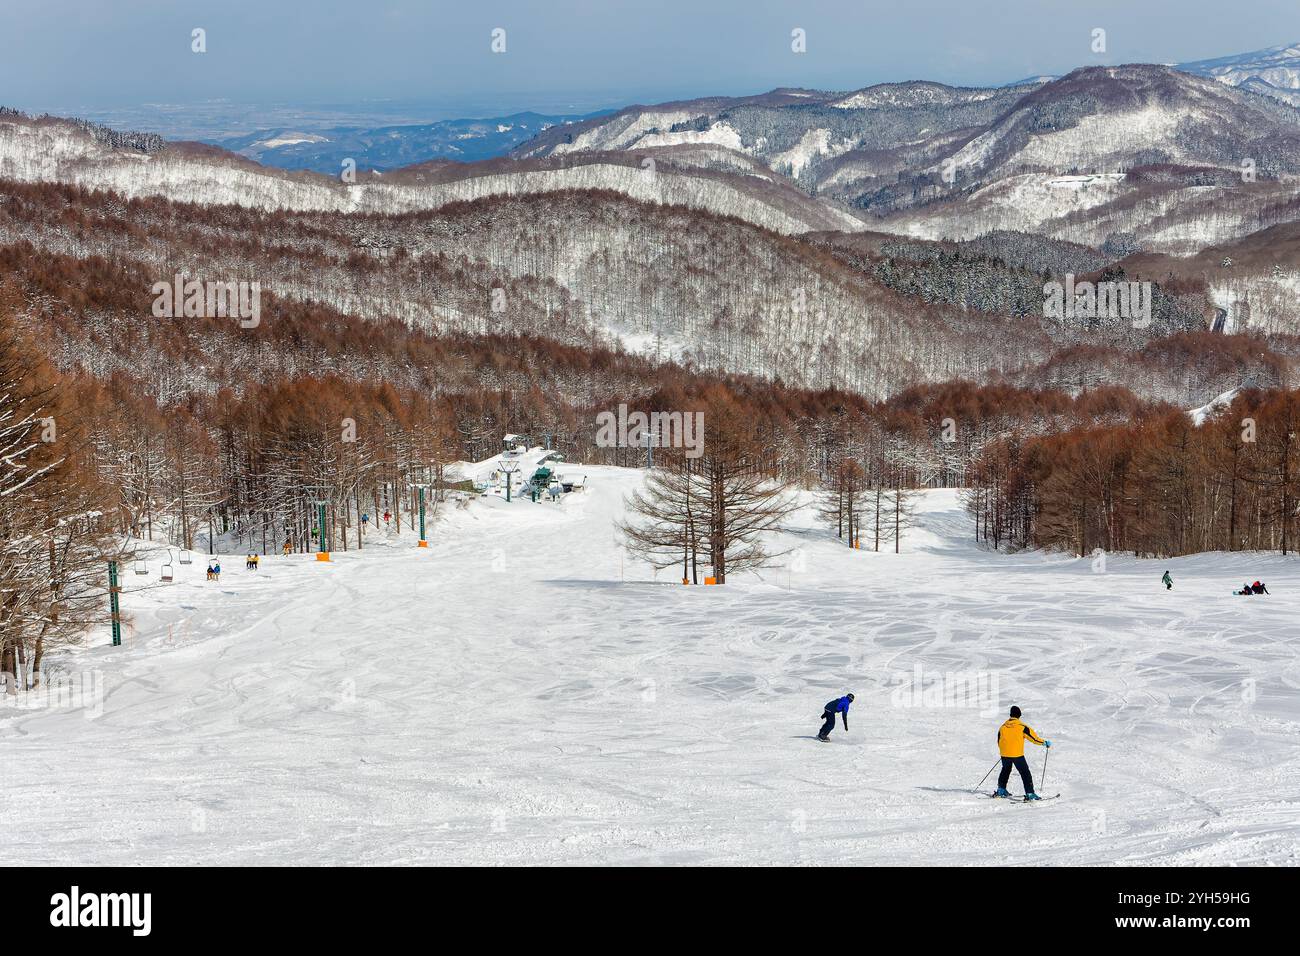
[1009,705,1022,718]
[847,693,855,702]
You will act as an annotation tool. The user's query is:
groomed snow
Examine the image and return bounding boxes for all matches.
[552,110,698,154]
[1188,386,1243,425]
[771,128,849,178]
[633,123,745,152]
[3,471,1298,865]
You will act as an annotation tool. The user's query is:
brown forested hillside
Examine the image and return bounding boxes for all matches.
[966,390,1300,556]
[2,178,1295,405]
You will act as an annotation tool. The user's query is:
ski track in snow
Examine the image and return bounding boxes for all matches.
[3,472,1299,865]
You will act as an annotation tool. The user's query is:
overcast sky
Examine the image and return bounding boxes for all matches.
[3,0,1299,120]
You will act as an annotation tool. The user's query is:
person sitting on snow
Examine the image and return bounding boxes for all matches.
[1251,581,1268,594]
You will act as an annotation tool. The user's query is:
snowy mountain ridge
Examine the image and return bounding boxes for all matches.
[1178,41,1300,91]
[838,64,1300,252]
[507,59,1300,253]
[0,112,863,235]
[213,110,607,172]
[11,43,1300,253]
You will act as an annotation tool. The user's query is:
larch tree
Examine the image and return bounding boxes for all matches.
[0,311,112,691]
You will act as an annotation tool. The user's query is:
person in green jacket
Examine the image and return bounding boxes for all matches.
[1162,570,1173,590]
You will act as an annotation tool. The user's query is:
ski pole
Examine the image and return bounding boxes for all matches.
[975,759,1000,792]
[1041,747,1049,793]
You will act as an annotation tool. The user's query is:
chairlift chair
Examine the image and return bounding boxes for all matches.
[160,550,175,583]
[132,558,148,575]
[178,549,194,565]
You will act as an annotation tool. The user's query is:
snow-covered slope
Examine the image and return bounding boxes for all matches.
[1188,386,1243,425]
[550,109,704,154]
[946,66,1300,177]
[5,474,1298,865]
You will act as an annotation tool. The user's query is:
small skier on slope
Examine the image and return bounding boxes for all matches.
[1162,570,1173,590]
[995,705,1051,799]
[817,693,854,741]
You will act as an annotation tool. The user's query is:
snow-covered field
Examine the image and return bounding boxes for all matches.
[4,467,1299,865]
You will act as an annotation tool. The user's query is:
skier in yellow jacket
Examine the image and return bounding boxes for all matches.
[995,706,1051,800]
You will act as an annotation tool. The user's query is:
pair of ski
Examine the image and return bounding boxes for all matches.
[987,792,1061,802]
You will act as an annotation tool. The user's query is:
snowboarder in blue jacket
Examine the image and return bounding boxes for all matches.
[818,693,854,741]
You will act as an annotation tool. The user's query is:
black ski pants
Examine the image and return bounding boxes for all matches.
[999,756,1034,794]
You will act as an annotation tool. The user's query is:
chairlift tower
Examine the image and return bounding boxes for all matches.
[498,457,522,502]
[415,484,429,546]
[413,467,431,547]
[406,463,438,547]
[107,560,122,646]
[304,484,332,561]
